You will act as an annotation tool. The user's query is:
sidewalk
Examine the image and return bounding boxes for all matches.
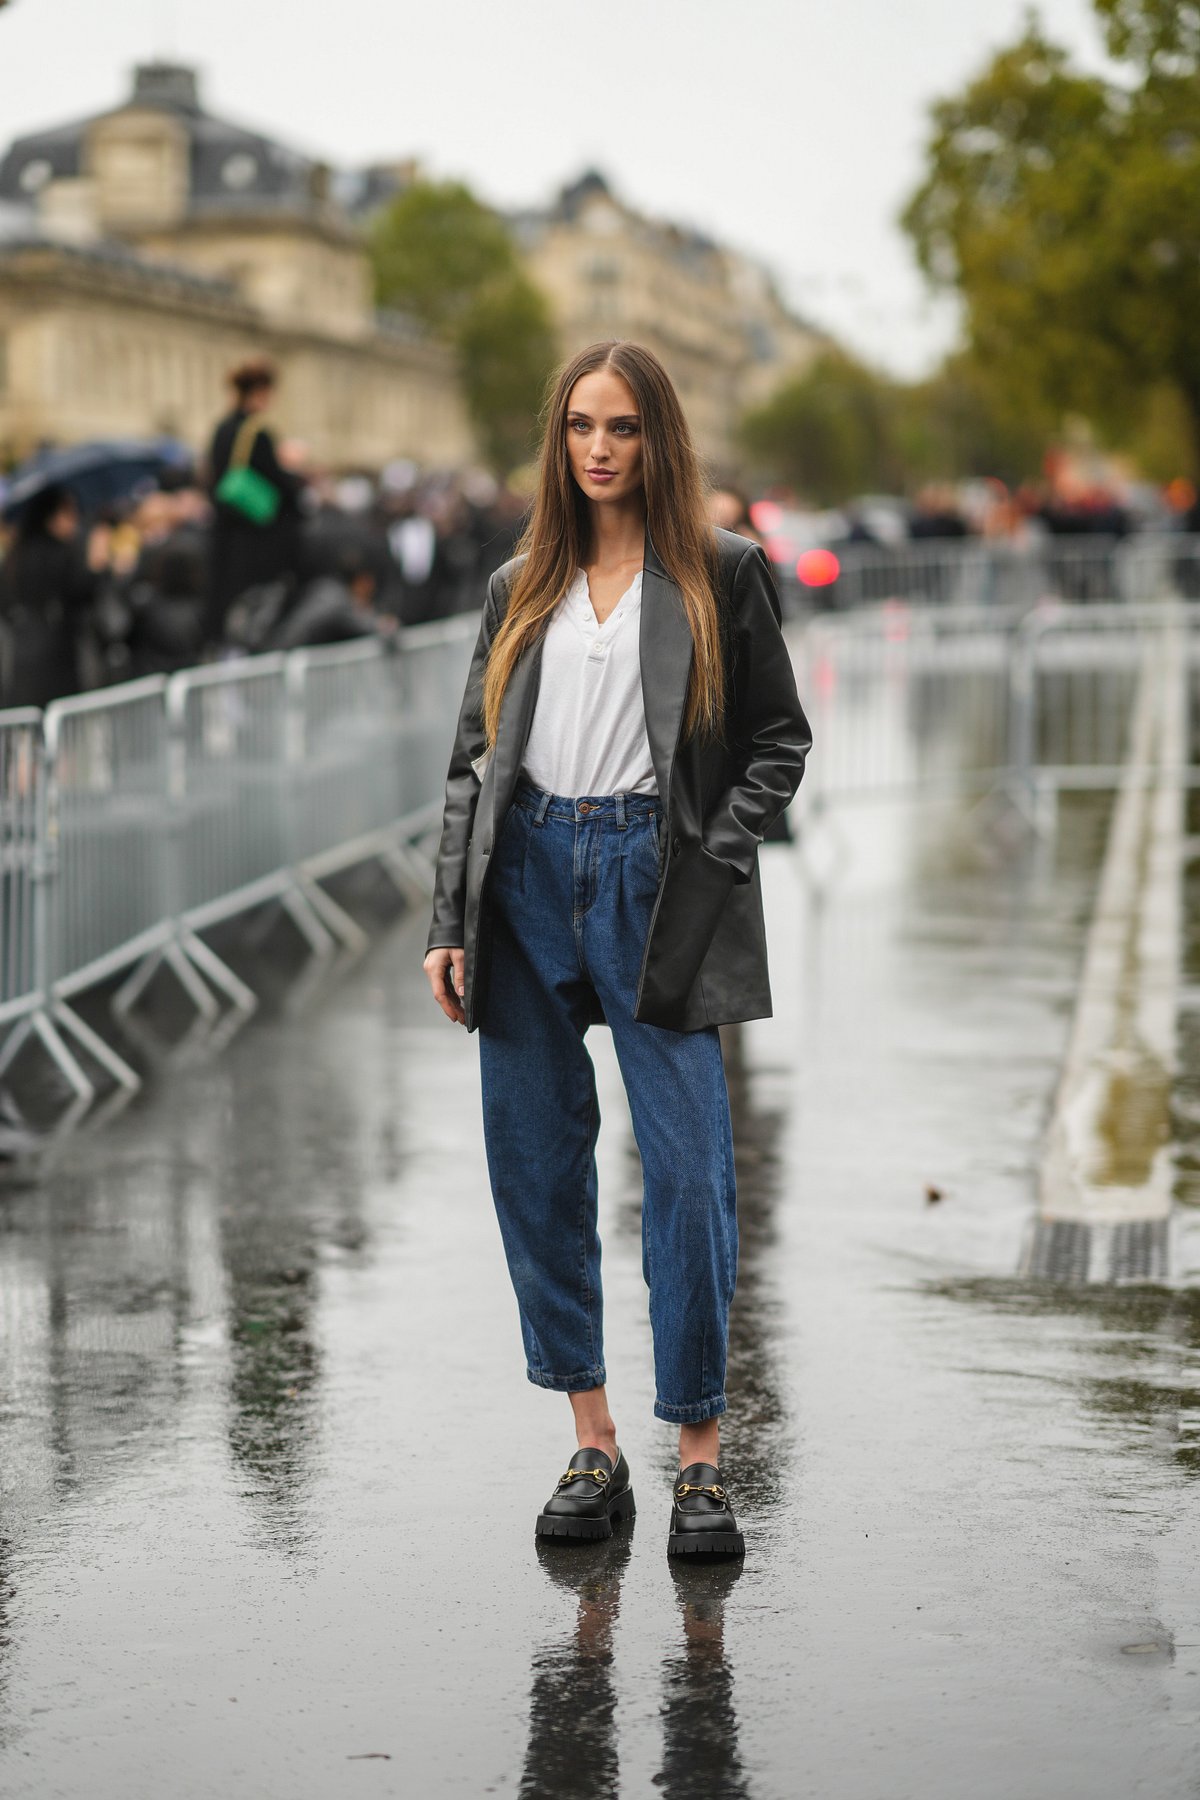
[1,792,1199,1798]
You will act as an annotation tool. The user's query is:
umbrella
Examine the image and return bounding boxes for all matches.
[2,437,195,521]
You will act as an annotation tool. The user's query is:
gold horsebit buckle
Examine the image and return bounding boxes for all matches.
[675,1482,726,1501]
[558,1466,610,1487]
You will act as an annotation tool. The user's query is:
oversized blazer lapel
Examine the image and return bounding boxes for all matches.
[487,627,543,842]
[640,526,694,806]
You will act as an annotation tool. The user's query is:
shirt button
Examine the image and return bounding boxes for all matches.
[672,837,682,856]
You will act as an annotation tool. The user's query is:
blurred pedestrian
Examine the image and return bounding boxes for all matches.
[118,489,210,678]
[708,489,794,840]
[423,340,811,1561]
[707,486,766,548]
[269,545,395,650]
[385,488,468,625]
[205,358,306,646]
[0,484,102,705]
[909,485,969,540]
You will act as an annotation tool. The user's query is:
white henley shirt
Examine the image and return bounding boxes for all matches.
[520,566,656,799]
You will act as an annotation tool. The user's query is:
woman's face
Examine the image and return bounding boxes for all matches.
[564,368,644,505]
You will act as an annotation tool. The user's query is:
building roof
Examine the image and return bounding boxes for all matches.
[515,167,723,263]
[0,229,249,307]
[0,63,324,219]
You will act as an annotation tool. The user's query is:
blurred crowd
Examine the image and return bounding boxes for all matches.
[4,357,1200,712]
[0,359,526,710]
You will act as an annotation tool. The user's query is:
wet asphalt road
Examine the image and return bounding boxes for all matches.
[4,793,1200,1799]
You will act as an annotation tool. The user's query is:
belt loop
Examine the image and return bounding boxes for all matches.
[534,790,551,826]
[615,792,627,830]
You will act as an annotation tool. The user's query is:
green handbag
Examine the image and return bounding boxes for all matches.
[215,414,281,525]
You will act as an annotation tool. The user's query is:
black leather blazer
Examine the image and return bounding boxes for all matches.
[426,525,812,1031]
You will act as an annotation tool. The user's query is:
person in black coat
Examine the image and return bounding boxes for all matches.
[0,484,99,706]
[268,545,395,651]
[205,358,306,646]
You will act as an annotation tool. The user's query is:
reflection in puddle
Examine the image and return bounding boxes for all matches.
[521,1531,632,1797]
[519,1533,750,1800]
[926,1275,1200,1480]
[658,1561,748,1799]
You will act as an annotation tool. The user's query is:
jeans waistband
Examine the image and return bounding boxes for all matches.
[514,779,660,825]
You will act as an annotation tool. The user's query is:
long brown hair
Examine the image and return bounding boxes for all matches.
[481,340,723,744]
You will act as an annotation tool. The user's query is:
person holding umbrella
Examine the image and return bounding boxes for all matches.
[0,484,104,706]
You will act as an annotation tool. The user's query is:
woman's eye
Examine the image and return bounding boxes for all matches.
[568,420,589,432]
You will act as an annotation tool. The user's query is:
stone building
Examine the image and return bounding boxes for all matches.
[511,171,826,475]
[0,64,472,470]
[0,69,824,478]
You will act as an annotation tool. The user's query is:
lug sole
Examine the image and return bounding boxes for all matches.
[667,1528,746,1558]
[535,1486,636,1542]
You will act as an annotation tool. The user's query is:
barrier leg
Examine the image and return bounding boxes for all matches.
[179,930,258,1020]
[111,941,222,1062]
[392,839,438,895]
[0,1011,96,1144]
[111,946,168,1020]
[0,1015,34,1083]
[278,887,337,959]
[376,843,431,906]
[162,941,220,1023]
[51,1000,140,1093]
[28,1010,96,1134]
[296,875,370,957]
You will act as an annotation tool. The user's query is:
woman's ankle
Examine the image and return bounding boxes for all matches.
[678,1422,720,1468]
[568,1386,618,1463]
[576,1423,618,1460]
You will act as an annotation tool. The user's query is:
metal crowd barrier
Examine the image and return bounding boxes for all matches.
[46,677,173,999]
[798,533,1200,614]
[798,597,1200,829]
[1012,602,1200,801]
[0,709,44,1030]
[799,604,1025,808]
[0,617,477,1135]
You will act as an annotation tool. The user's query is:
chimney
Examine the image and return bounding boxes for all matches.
[131,63,201,112]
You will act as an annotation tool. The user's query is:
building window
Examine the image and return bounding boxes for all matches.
[18,157,52,194]
[221,152,259,191]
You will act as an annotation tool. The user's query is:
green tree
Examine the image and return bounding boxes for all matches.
[458,274,558,475]
[902,8,1200,473]
[738,354,903,502]
[901,351,1057,487]
[369,179,558,474]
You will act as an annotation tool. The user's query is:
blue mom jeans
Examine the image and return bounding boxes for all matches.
[478,781,737,1424]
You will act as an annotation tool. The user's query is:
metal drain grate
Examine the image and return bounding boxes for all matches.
[1108,1218,1170,1283]
[1026,1218,1093,1284]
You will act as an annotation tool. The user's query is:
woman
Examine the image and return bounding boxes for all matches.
[423,341,811,1558]
[205,357,306,647]
[0,484,100,706]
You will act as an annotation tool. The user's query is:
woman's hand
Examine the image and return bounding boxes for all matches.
[423,947,466,1025]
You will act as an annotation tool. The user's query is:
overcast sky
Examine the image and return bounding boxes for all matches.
[2,0,1108,377]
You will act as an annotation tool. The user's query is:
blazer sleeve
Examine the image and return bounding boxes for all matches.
[707,543,812,882]
[425,572,502,951]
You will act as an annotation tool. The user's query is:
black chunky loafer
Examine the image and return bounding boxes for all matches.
[667,1462,745,1558]
[535,1447,635,1542]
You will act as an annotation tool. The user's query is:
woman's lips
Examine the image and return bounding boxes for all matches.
[587,469,616,483]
